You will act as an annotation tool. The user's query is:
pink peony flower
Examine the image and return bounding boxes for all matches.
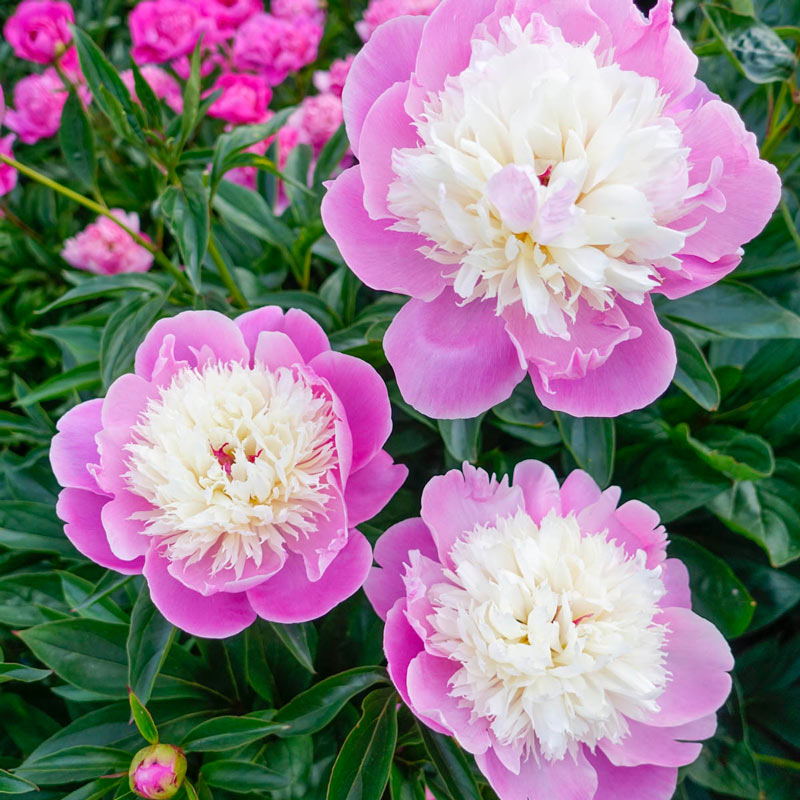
[313,55,354,98]
[355,0,440,41]
[121,66,184,114]
[129,0,205,64]
[49,307,407,638]
[232,12,323,85]
[4,69,76,145]
[129,744,187,800]
[61,210,154,275]
[0,134,19,197]
[272,0,326,25]
[187,0,263,31]
[206,72,273,124]
[291,92,343,155]
[322,0,781,420]
[366,460,733,800]
[3,0,74,64]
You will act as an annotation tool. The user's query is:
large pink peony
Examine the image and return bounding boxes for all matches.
[3,0,74,64]
[322,0,781,419]
[129,0,205,65]
[50,308,407,638]
[355,0,441,41]
[366,460,733,800]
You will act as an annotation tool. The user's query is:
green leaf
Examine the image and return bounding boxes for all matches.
[251,290,339,330]
[60,89,96,188]
[418,727,482,800]
[130,61,163,129]
[213,180,295,250]
[176,40,203,156]
[15,362,101,406]
[492,382,554,428]
[268,621,316,673]
[128,690,159,745]
[438,415,484,463]
[15,746,130,785]
[181,711,281,752]
[731,558,800,632]
[389,765,425,800]
[665,321,721,411]
[555,413,615,488]
[34,324,102,366]
[127,584,175,706]
[0,770,38,794]
[38,273,166,314]
[668,537,754,638]
[702,4,796,83]
[0,662,52,684]
[273,666,390,737]
[313,123,350,186]
[0,572,69,627]
[0,501,78,556]
[201,760,291,792]
[327,688,398,800]
[59,571,128,624]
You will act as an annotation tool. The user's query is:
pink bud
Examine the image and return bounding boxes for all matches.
[128,744,187,800]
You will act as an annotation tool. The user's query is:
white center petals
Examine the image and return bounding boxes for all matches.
[428,509,668,761]
[124,362,338,577]
[388,16,694,336]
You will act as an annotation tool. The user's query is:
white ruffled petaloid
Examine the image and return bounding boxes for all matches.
[428,509,668,762]
[124,362,337,577]
[388,15,694,336]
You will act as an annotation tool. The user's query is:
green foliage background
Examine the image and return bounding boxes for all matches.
[0,0,799,797]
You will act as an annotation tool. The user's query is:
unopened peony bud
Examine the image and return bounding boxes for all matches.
[129,744,187,800]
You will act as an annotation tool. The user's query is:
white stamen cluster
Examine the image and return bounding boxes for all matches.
[428,509,668,761]
[389,16,693,336]
[124,362,338,577]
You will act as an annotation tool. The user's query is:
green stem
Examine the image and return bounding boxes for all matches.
[753,753,800,772]
[207,236,248,309]
[761,105,799,160]
[0,152,194,293]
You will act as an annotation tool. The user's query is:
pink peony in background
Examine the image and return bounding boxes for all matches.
[186,0,262,32]
[313,55,354,98]
[355,0,441,41]
[61,210,154,275]
[366,460,733,800]
[50,308,407,637]
[291,92,344,156]
[323,0,782,420]
[3,0,74,63]
[129,0,205,64]
[206,72,273,124]
[0,134,18,198]
[121,66,184,114]
[272,0,326,25]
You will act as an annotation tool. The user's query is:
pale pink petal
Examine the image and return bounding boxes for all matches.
[599,720,702,768]
[236,306,330,364]
[402,550,446,645]
[587,749,677,800]
[513,460,562,523]
[487,165,539,235]
[559,469,602,513]
[100,490,152,561]
[660,558,691,609]
[383,598,429,715]
[658,252,741,300]
[253,330,304,370]
[100,373,158,430]
[50,399,104,493]
[345,450,408,526]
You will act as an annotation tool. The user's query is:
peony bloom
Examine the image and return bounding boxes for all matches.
[313,55,354,98]
[323,0,781,419]
[206,73,273,125]
[121,66,183,114]
[49,308,407,637]
[129,744,187,800]
[272,0,326,25]
[3,0,74,64]
[232,12,323,86]
[61,210,154,275]
[291,92,344,156]
[129,0,204,64]
[0,134,18,198]
[186,0,262,31]
[355,0,441,41]
[366,460,733,800]
[4,69,77,145]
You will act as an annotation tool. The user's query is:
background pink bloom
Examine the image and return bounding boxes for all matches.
[0,134,18,197]
[186,0,262,32]
[356,0,440,40]
[323,0,781,420]
[3,0,74,63]
[313,55,354,98]
[291,92,344,156]
[129,0,204,64]
[121,66,184,114]
[60,210,154,275]
[49,308,406,638]
[4,69,77,144]
[272,0,326,25]
[366,460,733,800]
[206,73,272,124]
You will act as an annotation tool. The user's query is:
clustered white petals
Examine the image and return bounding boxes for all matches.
[124,362,338,577]
[388,16,694,336]
[428,509,668,761]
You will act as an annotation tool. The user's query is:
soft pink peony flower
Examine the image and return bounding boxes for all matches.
[323,0,781,420]
[366,460,733,800]
[232,12,323,85]
[313,55,354,97]
[61,210,154,275]
[129,0,205,64]
[129,744,187,800]
[206,72,273,124]
[3,0,74,63]
[355,0,440,40]
[121,66,183,114]
[272,0,326,25]
[291,92,343,155]
[187,0,262,31]
[49,308,407,638]
[4,69,81,144]
[0,134,18,197]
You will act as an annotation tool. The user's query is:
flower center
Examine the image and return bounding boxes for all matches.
[428,509,668,761]
[124,362,338,577]
[388,16,692,337]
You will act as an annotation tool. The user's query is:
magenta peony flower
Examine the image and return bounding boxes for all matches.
[291,92,344,156]
[121,66,183,114]
[49,308,407,637]
[186,0,262,31]
[322,0,781,420]
[61,210,154,275]
[206,72,273,125]
[366,460,733,800]
[129,0,205,64]
[232,12,323,86]
[129,744,187,800]
[3,0,74,64]
[272,0,326,25]
[355,0,441,41]
[313,55,354,98]
[0,134,18,198]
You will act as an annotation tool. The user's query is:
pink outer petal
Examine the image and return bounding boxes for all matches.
[309,349,392,472]
[321,166,445,301]
[658,252,741,300]
[559,469,602,513]
[143,548,257,639]
[253,330,304,370]
[134,310,249,381]
[100,490,152,561]
[364,518,436,620]
[660,558,691,609]
[513,460,562,523]
[56,488,144,575]
[420,464,525,569]
[586,749,677,800]
[235,306,330,365]
[385,291,526,419]
[650,607,733,727]
[599,718,703,768]
[246,530,372,623]
[383,598,430,716]
[343,15,426,156]
[50,399,104,493]
[475,746,598,800]
[100,372,158,430]
[406,651,491,754]
[518,298,676,418]
[344,450,408,527]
